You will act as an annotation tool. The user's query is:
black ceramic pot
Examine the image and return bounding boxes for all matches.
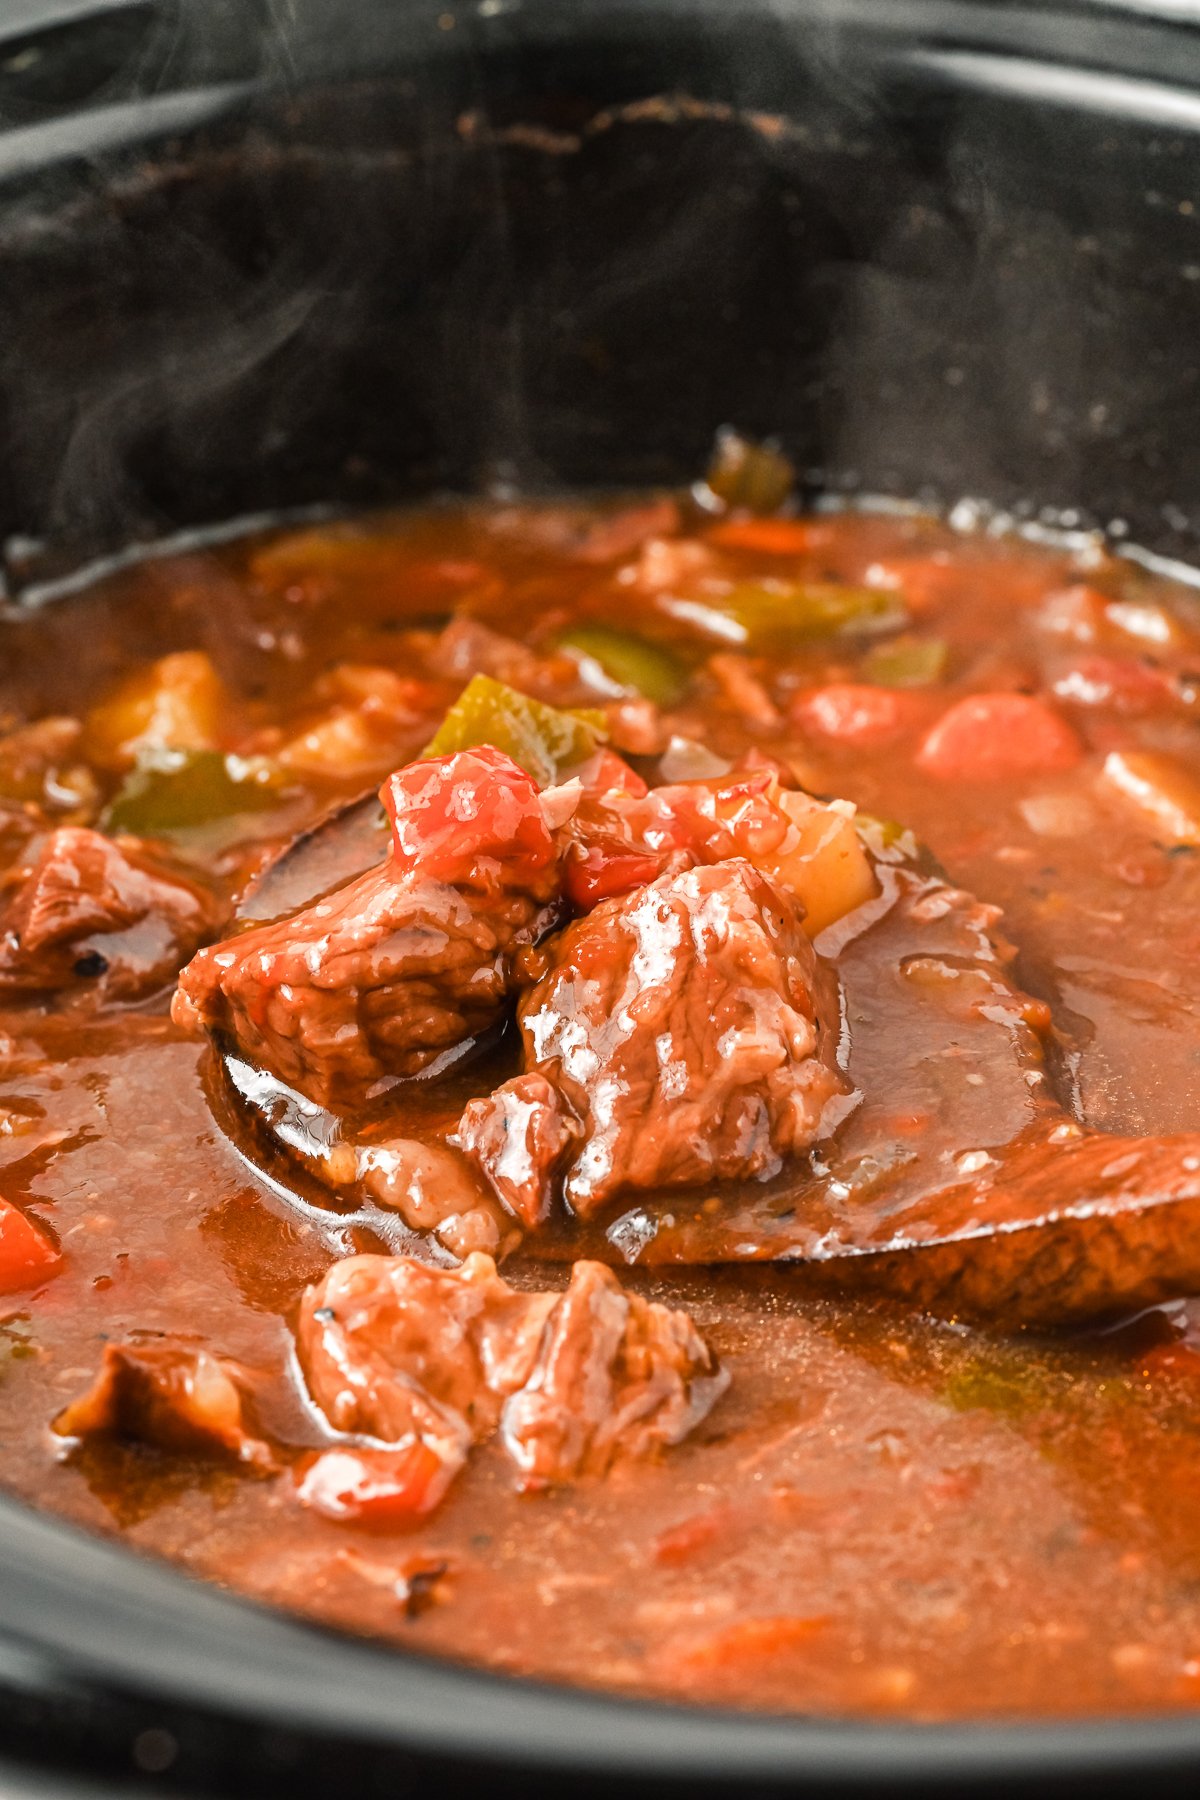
[4,1,1200,1793]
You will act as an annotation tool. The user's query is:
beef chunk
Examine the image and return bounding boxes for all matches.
[0,827,217,1002]
[351,1136,523,1260]
[173,748,562,1108]
[53,1341,273,1467]
[297,1252,726,1495]
[176,871,552,1110]
[456,1073,581,1229]
[580,866,1200,1326]
[299,1252,555,1449]
[499,1260,728,1483]
[460,860,850,1222]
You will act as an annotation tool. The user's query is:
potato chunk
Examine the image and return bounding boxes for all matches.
[1101,750,1200,847]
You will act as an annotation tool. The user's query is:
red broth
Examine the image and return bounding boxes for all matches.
[3,496,1200,1719]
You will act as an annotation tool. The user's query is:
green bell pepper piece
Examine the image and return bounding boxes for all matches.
[103,749,283,838]
[863,636,948,688]
[673,581,907,649]
[704,428,796,514]
[558,626,688,707]
[423,675,607,786]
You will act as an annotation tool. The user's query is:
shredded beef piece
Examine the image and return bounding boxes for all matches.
[0,827,217,1001]
[456,1073,581,1229]
[499,1261,728,1483]
[173,748,563,1108]
[297,1252,725,1494]
[53,1341,273,1467]
[298,1253,556,1452]
[461,860,849,1222]
[352,1136,523,1260]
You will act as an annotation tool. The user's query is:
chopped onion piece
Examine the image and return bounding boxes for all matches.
[1018,790,1097,840]
[658,736,732,783]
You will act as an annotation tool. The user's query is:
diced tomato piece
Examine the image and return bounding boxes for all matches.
[580,747,648,798]
[677,1614,830,1672]
[734,748,793,782]
[565,844,668,910]
[382,746,556,887]
[562,778,689,911]
[660,768,788,865]
[297,1441,458,1525]
[792,683,925,747]
[563,759,876,930]
[0,1198,62,1295]
[916,693,1083,782]
[706,517,832,556]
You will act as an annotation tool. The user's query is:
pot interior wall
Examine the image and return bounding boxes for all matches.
[2,3,1200,587]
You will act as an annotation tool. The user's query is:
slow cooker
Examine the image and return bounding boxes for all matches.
[4,0,1200,1791]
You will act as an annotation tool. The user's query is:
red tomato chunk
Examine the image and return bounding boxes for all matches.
[0,1199,62,1295]
[383,746,556,888]
[916,692,1083,782]
[297,1443,456,1526]
[793,683,925,746]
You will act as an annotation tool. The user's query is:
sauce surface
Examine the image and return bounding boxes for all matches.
[4,492,1200,1721]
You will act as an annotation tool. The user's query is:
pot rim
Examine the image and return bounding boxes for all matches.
[0,1492,1196,1790]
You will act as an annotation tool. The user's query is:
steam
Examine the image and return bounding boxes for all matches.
[49,283,320,543]
[6,0,1200,585]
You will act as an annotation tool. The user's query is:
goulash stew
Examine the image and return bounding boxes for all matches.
[4,439,1200,1719]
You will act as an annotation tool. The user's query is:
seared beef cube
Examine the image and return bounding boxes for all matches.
[53,1341,273,1467]
[173,748,562,1108]
[174,872,553,1109]
[0,827,217,1001]
[297,1252,726,1498]
[462,860,849,1222]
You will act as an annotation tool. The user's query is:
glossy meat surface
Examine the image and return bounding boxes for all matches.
[298,1252,726,1488]
[498,1259,729,1483]
[175,864,552,1108]
[0,827,217,1001]
[463,861,848,1221]
[174,751,562,1107]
